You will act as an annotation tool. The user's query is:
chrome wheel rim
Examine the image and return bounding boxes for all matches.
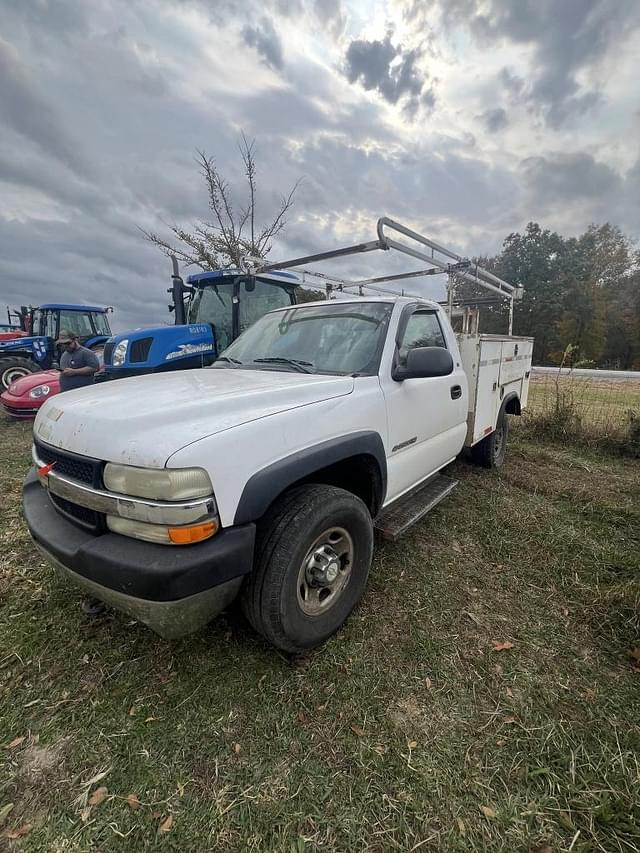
[296,526,354,616]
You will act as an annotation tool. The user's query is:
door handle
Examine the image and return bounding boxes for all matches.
[451,385,462,400]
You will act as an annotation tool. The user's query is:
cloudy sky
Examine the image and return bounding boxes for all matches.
[1,0,639,330]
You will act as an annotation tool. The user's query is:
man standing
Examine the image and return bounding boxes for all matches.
[57,330,100,391]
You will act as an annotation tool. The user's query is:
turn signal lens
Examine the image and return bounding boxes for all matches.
[168,520,218,545]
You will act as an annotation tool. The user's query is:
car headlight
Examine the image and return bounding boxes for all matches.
[29,384,51,399]
[103,463,213,501]
[112,339,129,367]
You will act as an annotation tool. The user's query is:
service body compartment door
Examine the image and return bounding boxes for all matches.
[472,339,502,444]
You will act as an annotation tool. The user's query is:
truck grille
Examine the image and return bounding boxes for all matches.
[35,441,104,533]
[50,494,102,531]
[102,341,114,365]
[129,337,153,363]
[35,440,101,487]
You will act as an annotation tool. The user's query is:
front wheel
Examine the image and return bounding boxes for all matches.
[241,484,374,653]
[471,413,509,468]
[0,357,39,390]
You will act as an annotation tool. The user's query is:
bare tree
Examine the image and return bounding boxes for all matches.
[142,134,301,270]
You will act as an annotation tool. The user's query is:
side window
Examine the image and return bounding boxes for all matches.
[399,311,447,356]
[58,311,94,339]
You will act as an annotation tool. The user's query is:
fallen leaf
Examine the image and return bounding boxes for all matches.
[373,744,386,755]
[562,607,569,617]
[296,711,307,723]
[407,740,418,749]
[159,814,173,833]
[496,739,505,746]
[82,654,89,664]
[350,724,365,737]
[7,736,25,750]
[88,786,108,807]
[0,803,14,826]
[505,687,514,698]
[144,716,159,723]
[456,817,466,835]
[492,641,514,652]
[233,742,241,754]
[316,703,327,711]
[503,716,516,724]
[80,806,91,823]
[425,677,432,689]
[6,823,32,839]
[480,805,497,819]
[128,706,137,716]
[126,793,140,810]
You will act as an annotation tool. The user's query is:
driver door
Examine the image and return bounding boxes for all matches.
[381,306,468,502]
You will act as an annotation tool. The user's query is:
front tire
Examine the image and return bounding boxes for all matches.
[0,357,39,390]
[241,484,374,653]
[471,413,509,468]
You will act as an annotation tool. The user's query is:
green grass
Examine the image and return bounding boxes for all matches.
[527,376,640,435]
[1,415,639,851]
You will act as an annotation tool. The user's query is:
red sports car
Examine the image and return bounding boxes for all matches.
[1,370,61,419]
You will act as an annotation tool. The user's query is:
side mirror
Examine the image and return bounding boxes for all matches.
[393,346,454,381]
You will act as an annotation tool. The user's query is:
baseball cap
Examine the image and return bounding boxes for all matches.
[56,329,78,344]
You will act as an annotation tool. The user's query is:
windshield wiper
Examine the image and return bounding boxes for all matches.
[215,355,243,366]
[252,357,313,374]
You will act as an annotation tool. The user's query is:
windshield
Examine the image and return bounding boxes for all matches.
[91,312,111,336]
[188,283,234,350]
[238,278,296,333]
[217,301,393,376]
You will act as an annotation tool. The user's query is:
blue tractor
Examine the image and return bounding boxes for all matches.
[0,303,113,390]
[102,260,300,378]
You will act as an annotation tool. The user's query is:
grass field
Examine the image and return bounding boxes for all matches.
[1,415,639,852]
[526,374,640,442]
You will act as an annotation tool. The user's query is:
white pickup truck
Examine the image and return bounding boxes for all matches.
[23,291,532,653]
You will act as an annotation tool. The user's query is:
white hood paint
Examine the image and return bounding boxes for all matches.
[34,368,354,467]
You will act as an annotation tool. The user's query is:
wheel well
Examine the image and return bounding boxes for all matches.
[503,393,521,416]
[270,454,383,518]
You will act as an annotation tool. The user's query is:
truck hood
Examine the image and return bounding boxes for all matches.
[33,368,354,467]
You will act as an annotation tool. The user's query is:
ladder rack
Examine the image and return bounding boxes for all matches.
[250,216,522,334]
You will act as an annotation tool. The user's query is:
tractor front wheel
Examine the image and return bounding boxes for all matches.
[0,357,39,391]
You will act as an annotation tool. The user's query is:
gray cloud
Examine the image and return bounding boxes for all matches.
[242,17,284,70]
[344,33,434,116]
[0,0,637,333]
[0,36,87,174]
[481,107,509,132]
[408,0,640,127]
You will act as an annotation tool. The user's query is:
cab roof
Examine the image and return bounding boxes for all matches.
[186,269,300,285]
[39,303,107,312]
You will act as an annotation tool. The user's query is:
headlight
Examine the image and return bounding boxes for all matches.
[103,463,213,501]
[112,339,129,366]
[29,385,51,399]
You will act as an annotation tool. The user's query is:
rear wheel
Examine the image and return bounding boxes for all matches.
[471,413,509,468]
[241,484,374,653]
[0,357,39,390]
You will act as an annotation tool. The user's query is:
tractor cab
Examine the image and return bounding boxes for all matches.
[27,304,112,344]
[183,270,300,352]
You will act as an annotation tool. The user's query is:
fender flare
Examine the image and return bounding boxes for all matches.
[233,431,387,525]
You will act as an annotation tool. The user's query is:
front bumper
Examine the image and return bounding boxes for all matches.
[23,469,255,638]
[1,392,40,418]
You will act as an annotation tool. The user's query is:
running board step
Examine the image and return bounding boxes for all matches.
[374,475,458,541]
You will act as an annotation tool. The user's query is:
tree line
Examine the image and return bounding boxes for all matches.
[458,222,640,369]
